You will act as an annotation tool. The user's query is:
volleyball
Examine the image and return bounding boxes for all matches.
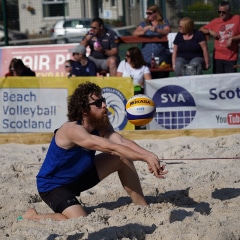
[125,94,156,126]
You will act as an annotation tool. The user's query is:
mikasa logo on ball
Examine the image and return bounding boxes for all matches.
[130,99,151,106]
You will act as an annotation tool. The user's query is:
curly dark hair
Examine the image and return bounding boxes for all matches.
[67,81,102,122]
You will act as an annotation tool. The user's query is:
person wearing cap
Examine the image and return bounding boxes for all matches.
[80,17,120,76]
[68,44,97,76]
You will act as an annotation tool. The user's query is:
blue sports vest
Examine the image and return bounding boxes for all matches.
[36,128,98,192]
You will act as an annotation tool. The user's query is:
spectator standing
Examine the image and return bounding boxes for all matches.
[172,17,210,77]
[80,18,120,76]
[12,59,36,76]
[199,1,240,73]
[18,81,168,221]
[5,58,18,77]
[68,44,97,76]
[133,4,171,78]
[116,47,151,95]
[64,59,74,78]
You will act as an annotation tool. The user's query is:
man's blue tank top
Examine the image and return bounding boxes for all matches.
[36,128,98,192]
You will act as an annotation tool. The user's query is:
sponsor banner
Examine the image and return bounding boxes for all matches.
[0,77,134,132]
[0,43,91,77]
[145,73,240,130]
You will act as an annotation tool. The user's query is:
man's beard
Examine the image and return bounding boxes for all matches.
[88,111,110,129]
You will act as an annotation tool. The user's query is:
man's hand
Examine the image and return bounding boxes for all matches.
[85,31,94,42]
[147,156,168,179]
[209,30,220,40]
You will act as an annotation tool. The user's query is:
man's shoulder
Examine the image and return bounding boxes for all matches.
[205,18,220,25]
[105,27,119,37]
[105,27,116,33]
[103,28,120,45]
[231,15,240,21]
[87,58,97,67]
[72,61,80,67]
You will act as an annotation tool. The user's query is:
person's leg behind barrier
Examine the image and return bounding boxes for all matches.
[175,57,188,76]
[223,60,237,73]
[189,57,204,74]
[215,59,225,74]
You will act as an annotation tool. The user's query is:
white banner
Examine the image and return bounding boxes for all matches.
[1,88,68,133]
[0,77,134,133]
[145,73,240,130]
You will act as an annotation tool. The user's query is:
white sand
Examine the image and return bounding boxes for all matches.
[0,134,240,240]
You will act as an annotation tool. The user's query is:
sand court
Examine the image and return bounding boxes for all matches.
[0,131,240,239]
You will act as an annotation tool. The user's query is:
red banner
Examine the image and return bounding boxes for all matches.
[0,43,83,77]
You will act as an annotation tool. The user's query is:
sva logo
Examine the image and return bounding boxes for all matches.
[152,85,197,129]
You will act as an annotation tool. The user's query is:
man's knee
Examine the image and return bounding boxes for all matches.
[107,57,118,68]
[119,157,135,169]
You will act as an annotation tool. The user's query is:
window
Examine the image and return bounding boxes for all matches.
[129,0,135,7]
[63,20,91,28]
[42,0,69,17]
[111,0,116,7]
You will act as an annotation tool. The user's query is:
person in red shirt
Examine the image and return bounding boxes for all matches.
[200,1,240,73]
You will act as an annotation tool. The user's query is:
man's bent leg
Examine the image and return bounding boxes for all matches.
[117,157,147,206]
[95,153,147,206]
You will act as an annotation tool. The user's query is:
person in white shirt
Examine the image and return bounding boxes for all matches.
[116,47,152,94]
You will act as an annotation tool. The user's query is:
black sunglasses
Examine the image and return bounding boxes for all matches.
[146,12,153,15]
[88,97,106,108]
[126,54,130,58]
[218,10,226,14]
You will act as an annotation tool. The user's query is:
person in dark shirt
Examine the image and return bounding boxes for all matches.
[12,59,36,76]
[68,44,97,76]
[81,18,120,76]
[172,17,210,76]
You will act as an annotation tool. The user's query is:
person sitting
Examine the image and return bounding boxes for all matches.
[64,59,74,78]
[5,58,18,77]
[68,44,97,77]
[80,17,120,76]
[12,59,36,76]
[116,47,151,95]
[172,17,210,77]
[133,4,171,78]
